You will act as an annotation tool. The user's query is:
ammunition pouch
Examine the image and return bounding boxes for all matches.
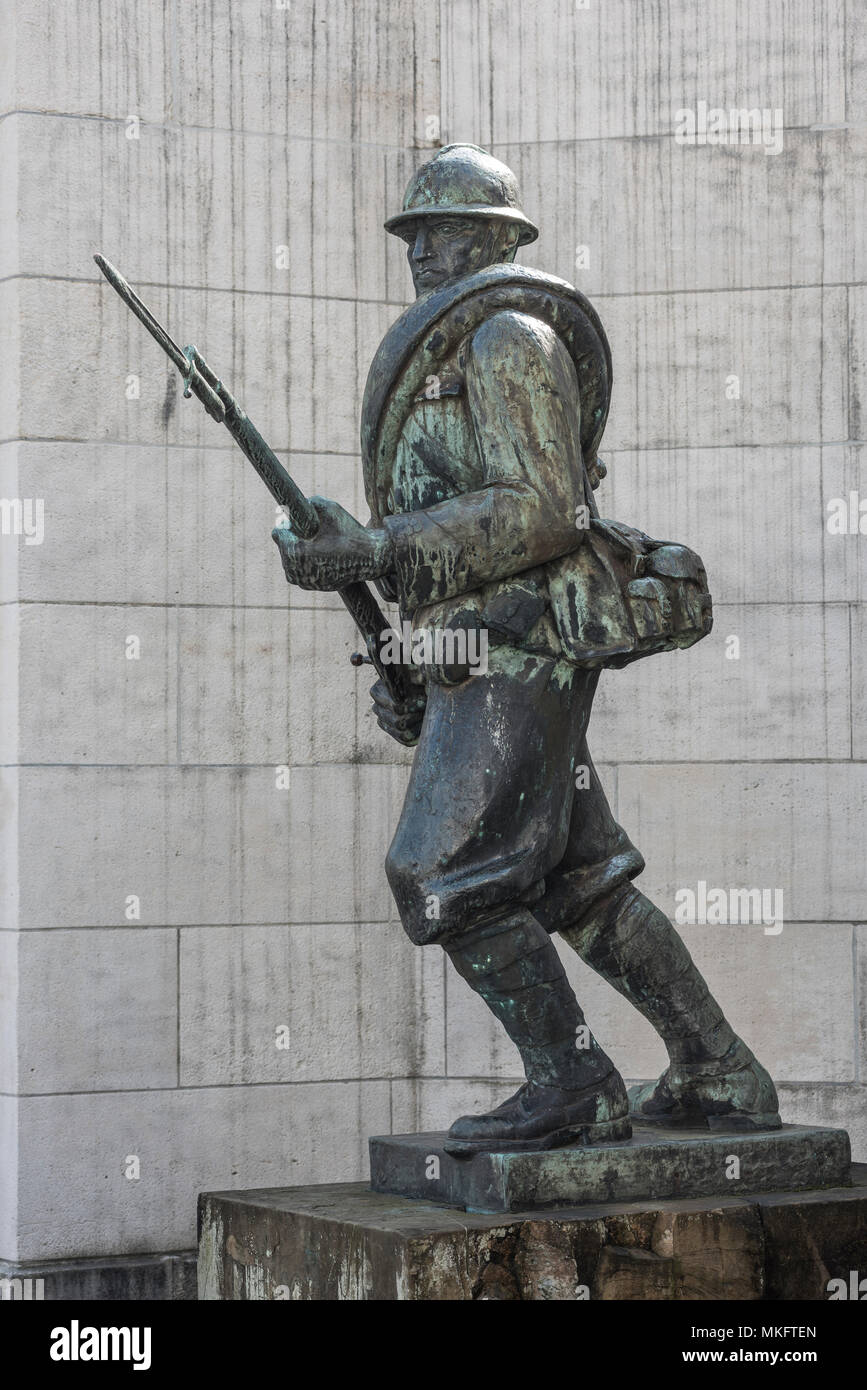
[547,519,713,669]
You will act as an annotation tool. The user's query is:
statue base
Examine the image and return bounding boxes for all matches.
[369,1121,850,1213]
[199,1156,867,1301]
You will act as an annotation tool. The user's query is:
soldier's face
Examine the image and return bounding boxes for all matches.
[402,217,507,295]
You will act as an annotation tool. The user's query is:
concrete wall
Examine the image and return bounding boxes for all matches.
[0,0,863,1263]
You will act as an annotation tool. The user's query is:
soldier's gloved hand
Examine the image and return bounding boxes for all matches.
[272,497,392,591]
[370,677,426,747]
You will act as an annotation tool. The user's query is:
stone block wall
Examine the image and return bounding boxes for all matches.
[0,0,863,1266]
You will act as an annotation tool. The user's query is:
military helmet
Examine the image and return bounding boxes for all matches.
[384,143,539,246]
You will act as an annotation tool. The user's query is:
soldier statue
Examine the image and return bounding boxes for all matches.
[272,144,781,1155]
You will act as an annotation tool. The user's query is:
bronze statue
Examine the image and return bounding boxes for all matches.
[99,144,780,1159]
[271,144,781,1155]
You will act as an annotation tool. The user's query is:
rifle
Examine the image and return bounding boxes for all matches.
[93,254,408,704]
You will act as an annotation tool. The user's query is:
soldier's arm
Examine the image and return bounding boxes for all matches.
[381,310,587,612]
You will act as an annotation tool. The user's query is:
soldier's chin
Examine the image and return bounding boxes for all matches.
[413,267,446,294]
[411,275,439,297]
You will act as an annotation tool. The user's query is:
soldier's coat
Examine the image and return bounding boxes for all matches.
[367,285,644,945]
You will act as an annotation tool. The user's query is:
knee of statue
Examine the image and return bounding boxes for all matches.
[384,839,415,896]
[384,839,442,934]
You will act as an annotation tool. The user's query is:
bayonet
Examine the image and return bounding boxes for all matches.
[94,254,407,701]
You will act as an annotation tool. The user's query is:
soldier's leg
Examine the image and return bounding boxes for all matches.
[561,883,780,1129]
[542,750,780,1131]
[442,907,629,1154]
[385,649,629,1152]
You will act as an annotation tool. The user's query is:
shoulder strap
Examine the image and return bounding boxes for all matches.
[360,264,612,525]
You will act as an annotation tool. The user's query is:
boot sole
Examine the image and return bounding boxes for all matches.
[708,1110,782,1133]
[443,1115,632,1158]
[631,1106,782,1134]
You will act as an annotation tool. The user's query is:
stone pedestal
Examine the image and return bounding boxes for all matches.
[198,1161,867,1302]
[370,1122,850,1213]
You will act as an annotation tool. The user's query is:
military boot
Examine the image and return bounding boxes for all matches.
[442,910,630,1155]
[560,883,781,1131]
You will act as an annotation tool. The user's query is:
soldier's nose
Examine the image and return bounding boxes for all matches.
[412,230,433,261]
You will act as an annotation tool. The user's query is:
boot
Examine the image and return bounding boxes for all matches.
[560,884,781,1132]
[443,909,630,1155]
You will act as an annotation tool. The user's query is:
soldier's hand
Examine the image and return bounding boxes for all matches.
[272,497,391,591]
[370,677,426,747]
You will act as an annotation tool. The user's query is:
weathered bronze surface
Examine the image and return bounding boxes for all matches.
[369,1124,850,1214]
[272,142,782,1155]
